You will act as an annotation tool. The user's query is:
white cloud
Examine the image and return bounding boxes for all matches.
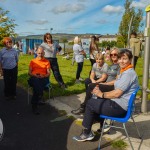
[18,32,35,35]
[36,28,48,30]
[26,20,49,25]
[96,19,108,24]
[131,0,150,8]
[102,5,123,14]
[18,0,44,4]
[51,3,85,14]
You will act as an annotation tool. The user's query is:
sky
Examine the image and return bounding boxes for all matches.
[0,0,150,36]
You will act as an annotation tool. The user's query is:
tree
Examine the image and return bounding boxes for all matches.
[118,0,143,47]
[0,7,17,46]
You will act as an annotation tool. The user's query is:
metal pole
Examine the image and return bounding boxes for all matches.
[141,5,150,113]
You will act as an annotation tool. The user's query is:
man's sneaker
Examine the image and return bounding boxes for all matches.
[73,130,94,142]
[71,107,85,115]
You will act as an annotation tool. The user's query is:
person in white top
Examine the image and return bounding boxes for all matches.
[73,36,86,84]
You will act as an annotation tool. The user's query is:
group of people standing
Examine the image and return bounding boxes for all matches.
[0,32,141,118]
[0,33,67,114]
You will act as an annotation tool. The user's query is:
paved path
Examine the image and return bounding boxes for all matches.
[0,76,150,150]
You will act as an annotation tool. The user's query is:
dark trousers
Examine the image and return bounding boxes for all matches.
[89,59,96,76]
[46,58,64,86]
[29,77,48,105]
[81,83,114,109]
[133,56,138,69]
[3,66,18,97]
[89,59,96,67]
[82,98,127,130]
[76,62,83,79]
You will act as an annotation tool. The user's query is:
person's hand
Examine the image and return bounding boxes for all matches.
[0,70,3,76]
[91,79,96,83]
[92,85,102,97]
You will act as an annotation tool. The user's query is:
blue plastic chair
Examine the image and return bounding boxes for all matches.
[98,87,142,150]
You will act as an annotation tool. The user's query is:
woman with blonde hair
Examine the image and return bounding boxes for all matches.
[73,36,86,84]
[71,48,120,116]
[0,37,18,100]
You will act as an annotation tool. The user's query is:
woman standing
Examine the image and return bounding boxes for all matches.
[40,33,66,89]
[73,36,86,84]
[0,37,18,100]
[89,35,99,67]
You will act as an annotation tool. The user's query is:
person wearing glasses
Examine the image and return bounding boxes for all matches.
[71,48,119,115]
[28,46,50,114]
[40,33,67,89]
[0,37,18,100]
[73,49,139,142]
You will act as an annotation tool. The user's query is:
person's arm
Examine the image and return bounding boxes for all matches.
[0,62,3,76]
[90,71,96,83]
[92,87,123,99]
[100,80,116,85]
[95,73,107,83]
[28,66,38,77]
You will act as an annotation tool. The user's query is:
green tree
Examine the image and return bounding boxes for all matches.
[0,7,17,46]
[118,0,143,47]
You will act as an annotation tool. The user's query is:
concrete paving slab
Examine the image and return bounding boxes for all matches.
[48,93,150,150]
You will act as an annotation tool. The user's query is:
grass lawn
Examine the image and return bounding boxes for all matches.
[18,54,91,97]
[17,54,148,99]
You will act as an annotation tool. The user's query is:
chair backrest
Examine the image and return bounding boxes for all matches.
[125,86,140,121]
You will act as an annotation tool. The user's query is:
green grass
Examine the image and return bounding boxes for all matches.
[17,55,148,99]
[111,139,128,150]
[18,54,91,97]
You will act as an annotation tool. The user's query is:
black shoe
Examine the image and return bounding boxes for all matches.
[71,107,85,115]
[32,105,40,115]
[60,84,67,89]
[38,100,46,105]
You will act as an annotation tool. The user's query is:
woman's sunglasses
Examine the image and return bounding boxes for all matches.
[110,53,117,57]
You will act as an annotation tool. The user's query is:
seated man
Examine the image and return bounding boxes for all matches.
[28,46,50,115]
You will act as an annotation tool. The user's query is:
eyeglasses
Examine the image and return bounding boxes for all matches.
[46,37,51,39]
[6,41,12,44]
[110,53,117,57]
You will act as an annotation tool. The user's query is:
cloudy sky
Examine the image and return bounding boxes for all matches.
[0,0,149,36]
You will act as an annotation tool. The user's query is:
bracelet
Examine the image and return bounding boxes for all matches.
[102,92,104,98]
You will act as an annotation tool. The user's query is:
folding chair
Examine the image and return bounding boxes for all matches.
[27,78,54,104]
[98,87,142,150]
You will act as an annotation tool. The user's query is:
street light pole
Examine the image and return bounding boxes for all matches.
[141,5,150,113]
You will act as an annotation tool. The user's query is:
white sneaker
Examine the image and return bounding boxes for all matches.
[79,77,84,81]
[75,79,81,84]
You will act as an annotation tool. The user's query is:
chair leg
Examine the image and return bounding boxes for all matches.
[98,119,106,150]
[123,123,134,150]
[131,116,142,139]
